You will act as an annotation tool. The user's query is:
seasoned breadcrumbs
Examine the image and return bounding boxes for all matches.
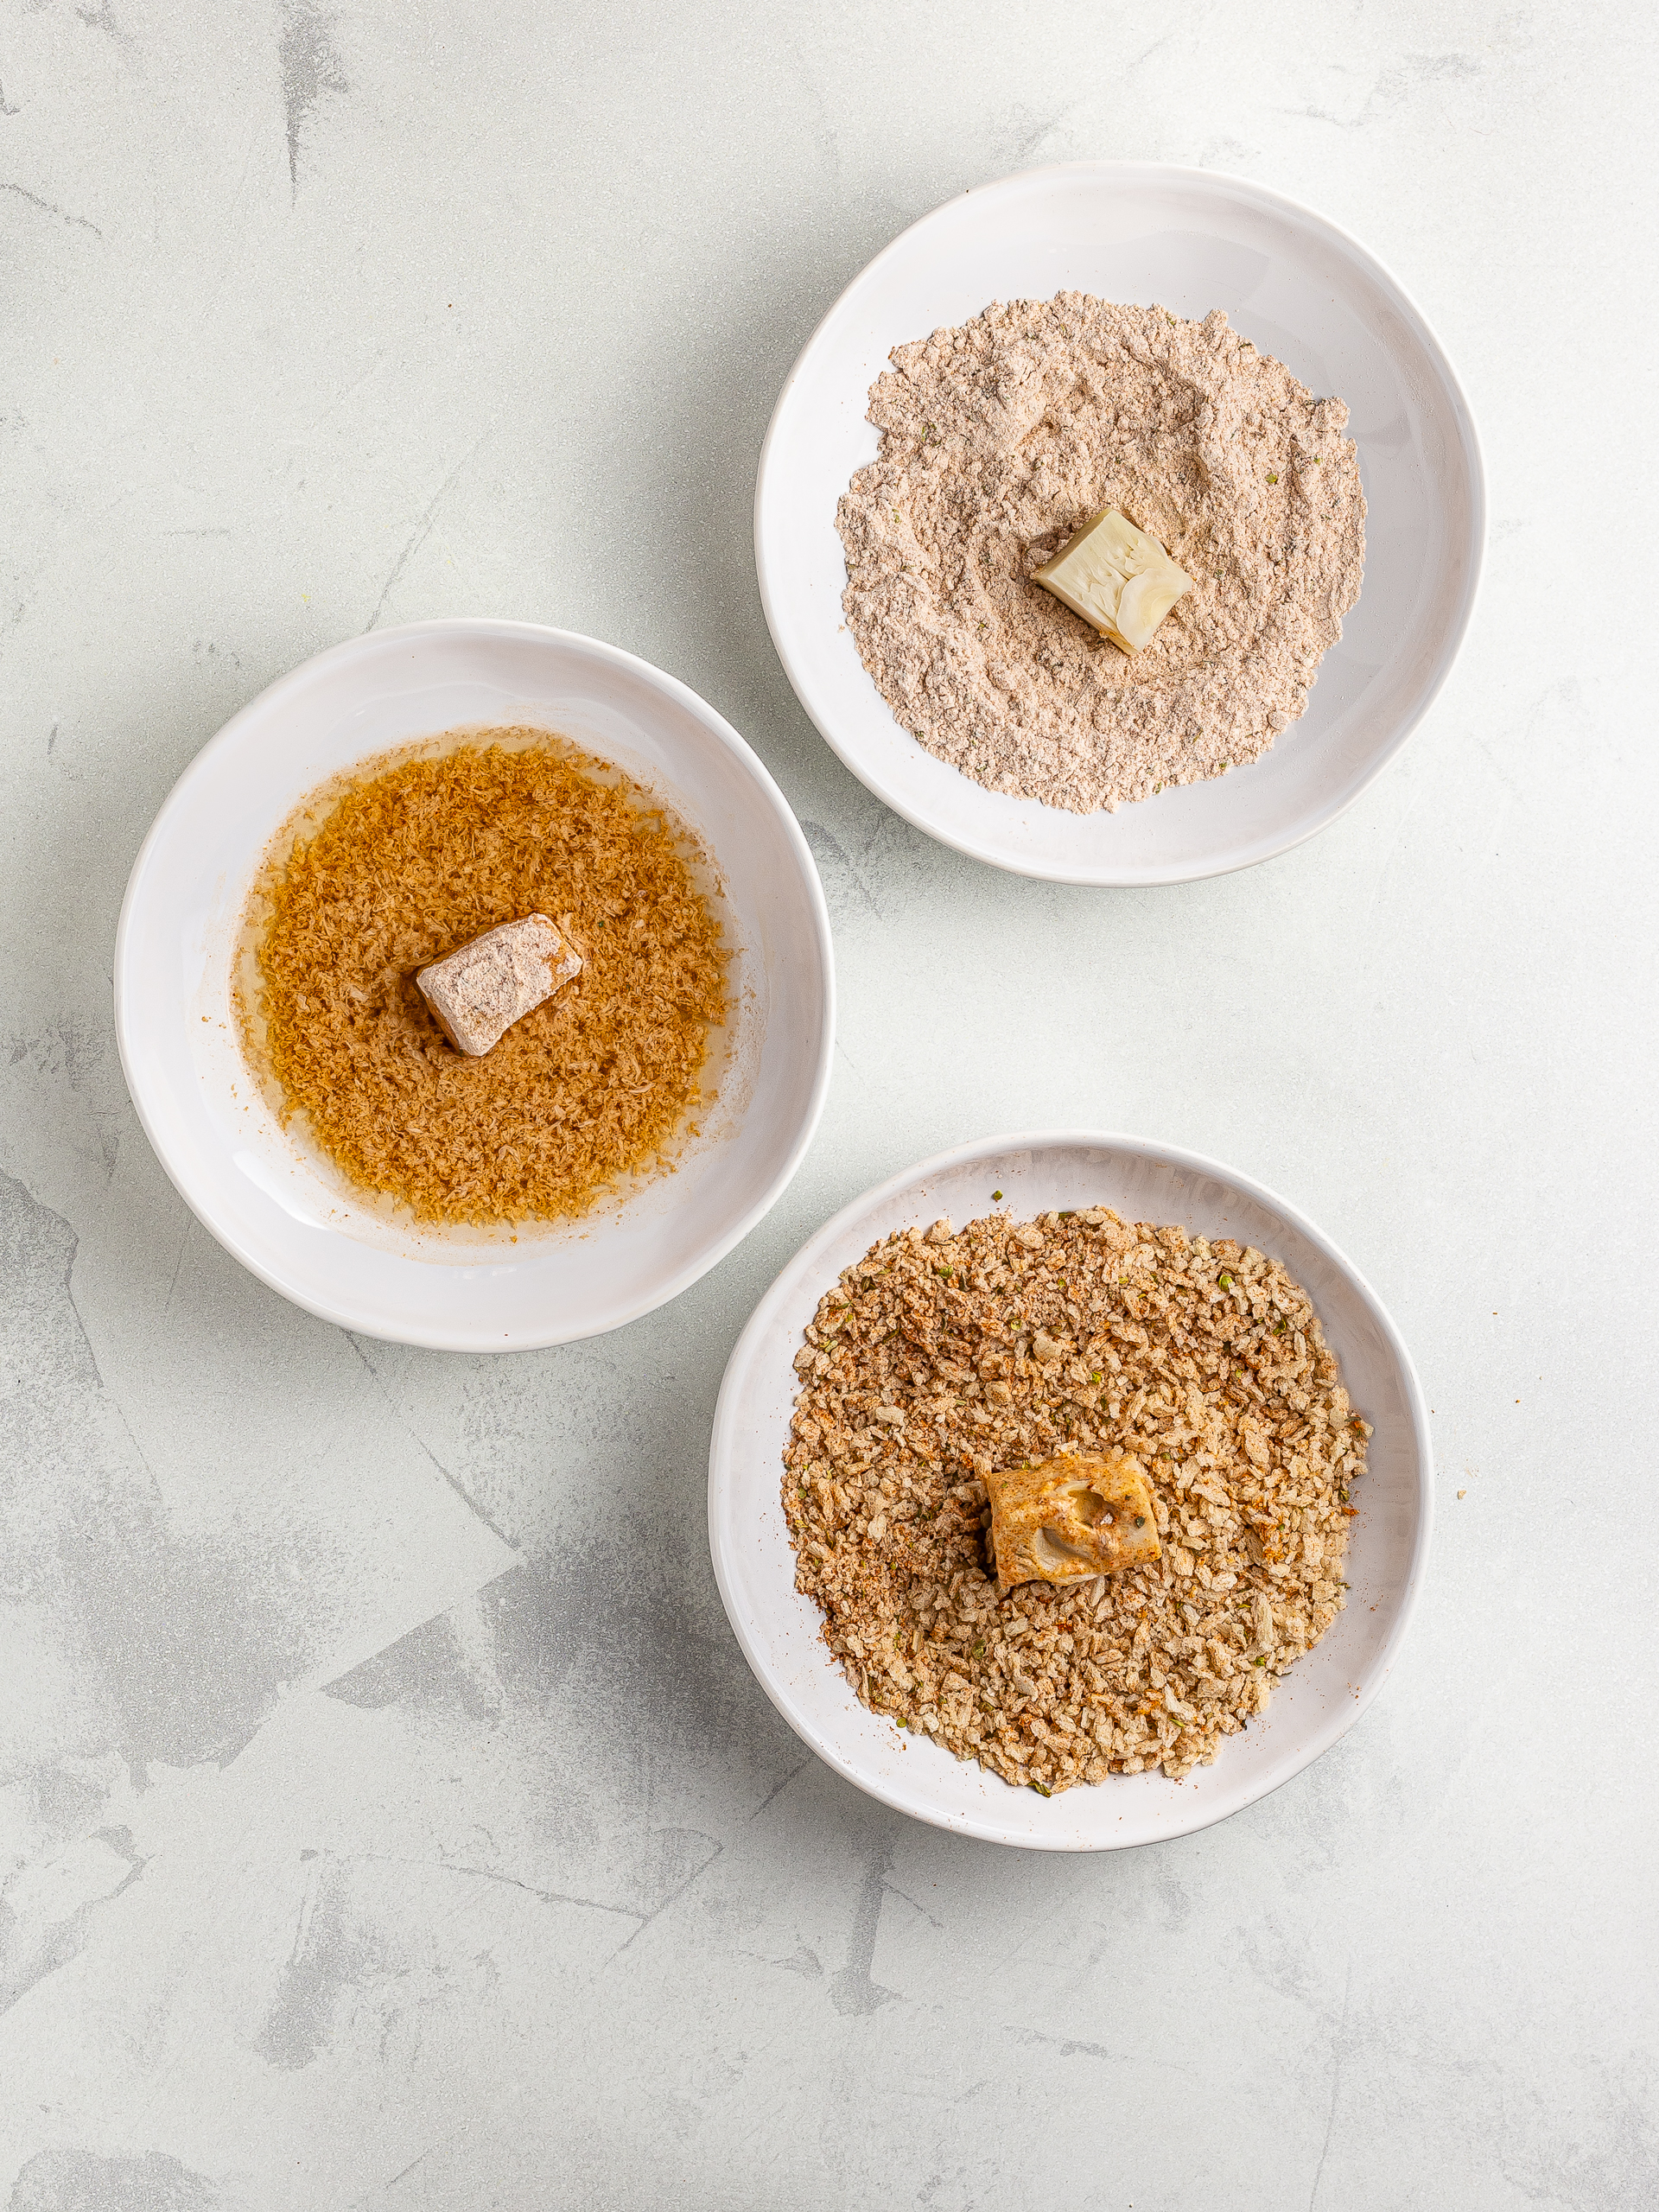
[781,1207,1370,1790]
[245,734,729,1224]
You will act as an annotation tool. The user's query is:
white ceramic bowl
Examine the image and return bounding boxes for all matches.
[115,620,835,1351]
[709,1133,1431,1849]
[755,162,1485,885]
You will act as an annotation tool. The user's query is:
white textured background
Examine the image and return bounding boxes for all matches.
[3,3,1655,2206]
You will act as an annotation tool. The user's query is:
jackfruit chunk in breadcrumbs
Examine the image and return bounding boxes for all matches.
[986,1450,1161,1590]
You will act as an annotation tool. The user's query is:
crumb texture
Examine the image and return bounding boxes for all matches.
[781,1207,1370,1791]
[245,736,729,1224]
[836,294,1367,813]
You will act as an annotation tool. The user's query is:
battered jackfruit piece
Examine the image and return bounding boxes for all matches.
[986,1449,1161,1592]
[416,913,582,1058]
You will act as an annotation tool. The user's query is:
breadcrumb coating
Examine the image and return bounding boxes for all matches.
[244,734,729,1224]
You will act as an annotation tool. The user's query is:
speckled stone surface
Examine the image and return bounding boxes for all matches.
[3,3,1655,2206]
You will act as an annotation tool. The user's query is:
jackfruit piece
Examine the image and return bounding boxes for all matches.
[416,913,582,1057]
[1032,506,1192,653]
[986,1449,1161,1591]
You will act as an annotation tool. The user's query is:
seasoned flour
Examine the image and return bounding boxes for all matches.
[836,295,1366,813]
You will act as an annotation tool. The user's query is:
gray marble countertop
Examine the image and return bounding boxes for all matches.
[3,3,1653,2206]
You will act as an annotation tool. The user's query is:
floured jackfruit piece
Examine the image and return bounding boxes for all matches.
[1032,506,1193,653]
[416,913,582,1057]
[985,1449,1161,1591]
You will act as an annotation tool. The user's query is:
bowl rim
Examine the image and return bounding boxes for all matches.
[113,616,838,1351]
[709,1128,1434,1848]
[753,157,1488,887]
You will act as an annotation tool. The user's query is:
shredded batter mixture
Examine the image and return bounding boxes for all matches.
[243,735,730,1224]
[836,294,1367,813]
[782,1206,1370,1791]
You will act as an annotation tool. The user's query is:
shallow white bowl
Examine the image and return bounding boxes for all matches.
[116,620,835,1351]
[755,162,1484,885]
[709,1133,1431,1850]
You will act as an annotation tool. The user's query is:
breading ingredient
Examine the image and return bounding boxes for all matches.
[781,1205,1370,1790]
[836,294,1366,813]
[241,734,730,1224]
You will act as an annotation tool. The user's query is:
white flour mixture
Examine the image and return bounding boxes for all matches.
[836,295,1367,813]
